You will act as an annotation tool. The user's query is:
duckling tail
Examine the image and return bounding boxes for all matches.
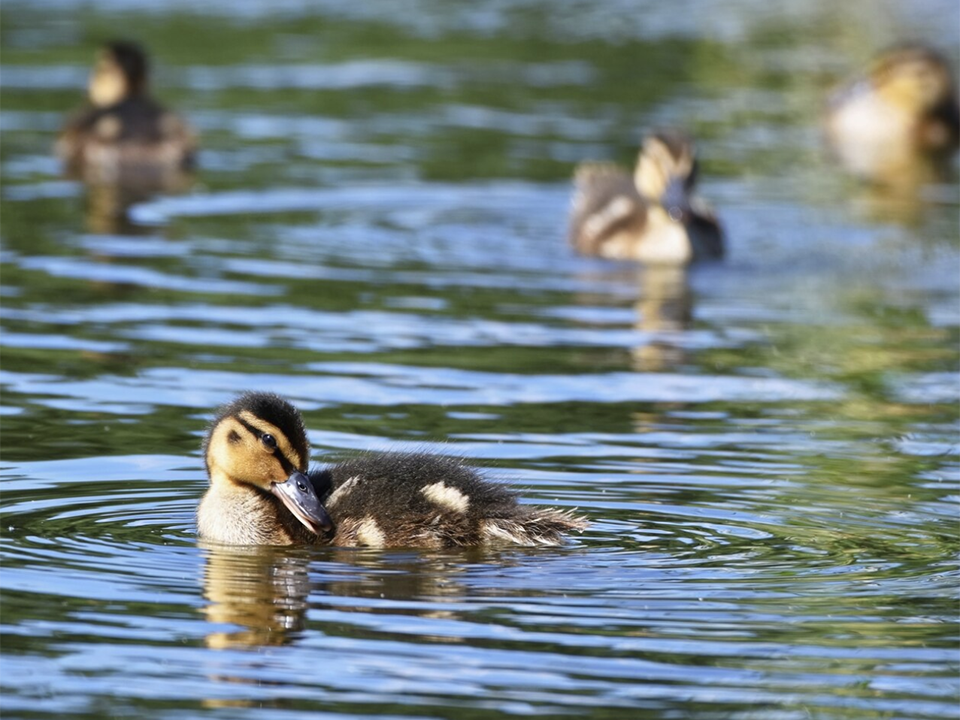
[482,508,588,547]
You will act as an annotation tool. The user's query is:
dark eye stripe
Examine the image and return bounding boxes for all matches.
[232,415,298,475]
[271,447,295,476]
[233,414,260,438]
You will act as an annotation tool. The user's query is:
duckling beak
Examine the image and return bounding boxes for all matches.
[662,177,692,223]
[271,471,333,535]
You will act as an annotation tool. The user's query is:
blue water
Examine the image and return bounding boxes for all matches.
[1,1,958,718]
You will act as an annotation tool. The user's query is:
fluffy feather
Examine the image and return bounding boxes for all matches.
[310,452,587,548]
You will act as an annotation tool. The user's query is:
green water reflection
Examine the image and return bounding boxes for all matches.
[1,1,958,719]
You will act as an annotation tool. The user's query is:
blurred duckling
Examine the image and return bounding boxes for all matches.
[57,41,197,183]
[197,392,587,548]
[825,44,959,183]
[570,129,723,265]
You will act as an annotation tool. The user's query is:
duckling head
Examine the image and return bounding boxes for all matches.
[203,392,331,535]
[634,129,699,222]
[88,40,149,107]
[869,45,957,118]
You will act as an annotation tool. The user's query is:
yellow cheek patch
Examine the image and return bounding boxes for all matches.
[636,139,695,201]
[207,417,288,487]
[209,418,252,461]
[89,65,127,107]
[635,157,668,200]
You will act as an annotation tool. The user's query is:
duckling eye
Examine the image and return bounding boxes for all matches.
[260,433,277,450]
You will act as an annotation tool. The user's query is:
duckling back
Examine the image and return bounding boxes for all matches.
[569,163,649,257]
[57,97,196,182]
[313,452,587,548]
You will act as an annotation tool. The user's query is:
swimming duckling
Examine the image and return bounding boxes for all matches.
[825,44,959,183]
[56,41,197,183]
[570,129,723,265]
[197,392,587,548]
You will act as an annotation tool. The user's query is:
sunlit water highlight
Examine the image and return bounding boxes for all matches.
[1,1,958,718]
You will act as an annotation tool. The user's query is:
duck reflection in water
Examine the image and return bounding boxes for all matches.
[82,180,188,235]
[200,543,502,710]
[631,264,694,373]
[57,41,196,233]
[202,544,312,650]
[825,44,959,218]
[573,261,696,373]
[201,545,482,654]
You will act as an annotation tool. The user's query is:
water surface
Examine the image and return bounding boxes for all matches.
[1,1,958,718]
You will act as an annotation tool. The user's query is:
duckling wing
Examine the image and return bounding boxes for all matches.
[569,163,647,255]
[316,452,585,548]
[154,109,199,167]
[56,105,102,168]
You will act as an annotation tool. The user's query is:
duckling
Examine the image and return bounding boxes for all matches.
[197,392,588,548]
[570,129,723,265]
[825,44,959,183]
[56,41,197,182]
